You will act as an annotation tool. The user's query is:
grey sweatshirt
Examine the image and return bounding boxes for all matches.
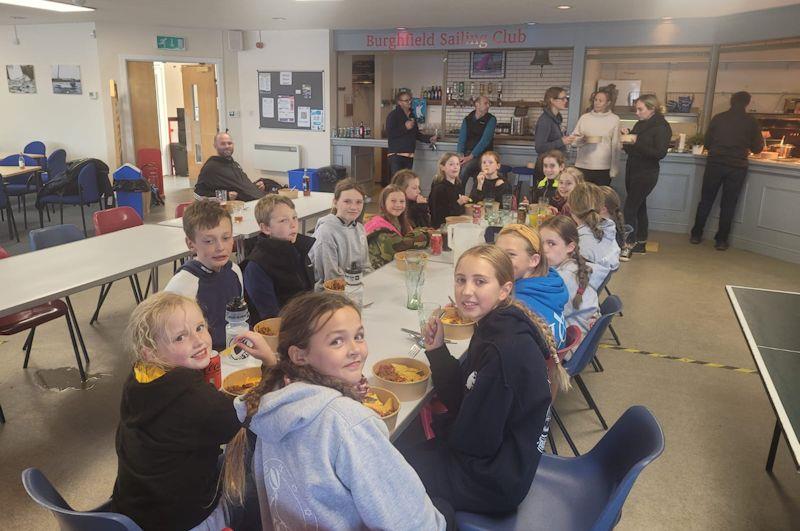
[309,213,372,290]
[236,382,446,531]
[555,259,602,344]
[578,218,620,283]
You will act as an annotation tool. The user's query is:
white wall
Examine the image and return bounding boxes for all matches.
[0,23,107,161]
[237,29,332,181]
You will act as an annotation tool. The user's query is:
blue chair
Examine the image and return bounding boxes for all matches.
[0,180,20,241]
[511,165,536,202]
[455,405,665,531]
[24,141,46,156]
[29,225,90,377]
[1,154,40,229]
[597,270,623,348]
[22,468,142,531]
[37,163,103,237]
[562,295,623,431]
[42,149,67,183]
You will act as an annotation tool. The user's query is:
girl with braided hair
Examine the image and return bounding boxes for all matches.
[402,245,554,515]
[222,292,448,531]
[567,182,620,278]
[540,216,602,355]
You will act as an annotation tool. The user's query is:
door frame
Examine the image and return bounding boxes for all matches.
[118,54,226,165]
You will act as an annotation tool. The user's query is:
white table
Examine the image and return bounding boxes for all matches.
[0,224,191,319]
[158,192,335,237]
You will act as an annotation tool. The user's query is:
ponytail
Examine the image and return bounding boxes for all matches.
[539,215,592,311]
[509,299,570,392]
[567,182,605,242]
[572,253,593,310]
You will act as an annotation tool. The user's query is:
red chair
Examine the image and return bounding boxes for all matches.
[136,148,164,200]
[0,246,88,419]
[89,207,146,324]
[175,201,192,218]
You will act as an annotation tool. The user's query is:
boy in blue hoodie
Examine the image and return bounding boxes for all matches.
[164,200,243,351]
[496,224,568,348]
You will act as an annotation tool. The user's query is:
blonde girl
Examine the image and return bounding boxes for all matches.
[402,245,558,515]
[429,152,470,229]
[567,182,620,276]
[222,292,448,530]
[470,150,511,203]
[309,178,372,289]
[554,166,585,215]
[391,169,431,228]
[112,292,275,531]
[539,216,601,352]
[495,224,568,348]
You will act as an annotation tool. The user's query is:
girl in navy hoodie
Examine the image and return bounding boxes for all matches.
[495,223,568,349]
[403,245,554,514]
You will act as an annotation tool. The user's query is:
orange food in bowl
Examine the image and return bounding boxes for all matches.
[323,278,346,292]
[372,357,431,401]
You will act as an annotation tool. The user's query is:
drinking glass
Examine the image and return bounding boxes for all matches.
[417,301,442,340]
[404,253,426,310]
[214,189,228,202]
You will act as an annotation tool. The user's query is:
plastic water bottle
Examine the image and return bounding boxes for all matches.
[225,296,250,362]
[18,154,24,168]
[344,261,364,308]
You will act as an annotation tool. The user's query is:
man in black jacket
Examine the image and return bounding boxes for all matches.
[384,89,437,186]
[690,92,764,250]
[194,132,266,201]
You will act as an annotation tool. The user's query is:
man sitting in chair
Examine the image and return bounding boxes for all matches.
[194,132,267,202]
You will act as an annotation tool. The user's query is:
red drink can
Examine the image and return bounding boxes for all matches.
[430,232,443,255]
[472,204,482,224]
[203,350,222,389]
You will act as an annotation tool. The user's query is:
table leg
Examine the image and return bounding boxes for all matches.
[301,218,307,235]
[766,419,782,472]
[151,265,160,293]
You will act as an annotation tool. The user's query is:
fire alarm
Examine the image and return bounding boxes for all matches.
[255,30,264,49]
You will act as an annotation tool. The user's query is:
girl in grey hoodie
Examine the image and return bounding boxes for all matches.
[222,292,448,531]
[309,179,372,290]
[567,182,620,282]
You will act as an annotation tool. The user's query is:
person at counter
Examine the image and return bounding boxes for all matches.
[194,132,267,202]
[385,89,438,186]
[573,89,621,186]
[690,91,764,251]
[534,87,577,177]
[457,96,496,195]
[620,95,672,258]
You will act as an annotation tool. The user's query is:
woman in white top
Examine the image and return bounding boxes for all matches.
[573,89,621,186]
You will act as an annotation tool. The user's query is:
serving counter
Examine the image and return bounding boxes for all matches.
[332,137,800,264]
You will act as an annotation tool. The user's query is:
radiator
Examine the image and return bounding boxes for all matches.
[252,143,301,172]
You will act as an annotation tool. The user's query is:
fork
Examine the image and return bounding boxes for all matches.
[407,342,423,358]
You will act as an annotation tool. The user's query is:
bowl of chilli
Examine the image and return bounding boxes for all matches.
[363,386,400,432]
[254,317,281,351]
[323,278,346,293]
[372,357,431,401]
[440,307,475,341]
[222,367,262,397]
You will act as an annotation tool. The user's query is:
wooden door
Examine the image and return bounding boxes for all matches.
[182,64,219,182]
[126,61,160,159]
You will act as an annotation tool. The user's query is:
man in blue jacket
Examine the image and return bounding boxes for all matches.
[385,89,437,186]
[457,96,497,195]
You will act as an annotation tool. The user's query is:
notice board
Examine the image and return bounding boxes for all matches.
[257,71,325,131]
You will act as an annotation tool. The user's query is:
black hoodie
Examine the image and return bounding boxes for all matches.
[411,304,552,513]
[194,155,266,202]
[111,367,241,531]
[623,113,672,171]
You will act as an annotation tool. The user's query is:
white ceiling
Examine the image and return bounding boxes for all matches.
[1,0,799,30]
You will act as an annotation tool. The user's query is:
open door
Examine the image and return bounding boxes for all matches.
[182,64,219,183]
[126,61,160,159]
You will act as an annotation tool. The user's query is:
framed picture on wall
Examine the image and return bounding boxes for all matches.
[470,51,505,79]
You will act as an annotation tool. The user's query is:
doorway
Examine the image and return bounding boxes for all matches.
[124,59,222,190]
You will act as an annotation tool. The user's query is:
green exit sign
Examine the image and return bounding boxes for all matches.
[157,35,185,51]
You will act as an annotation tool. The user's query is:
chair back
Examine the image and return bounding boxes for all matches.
[46,149,68,181]
[599,294,623,317]
[21,468,142,531]
[0,154,38,167]
[29,224,84,251]
[589,406,665,530]
[563,296,620,376]
[76,164,101,203]
[175,201,192,218]
[93,206,143,236]
[24,141,46,155]
[0,245,9,259]
[557,324,582,357]
[597,269,615,294]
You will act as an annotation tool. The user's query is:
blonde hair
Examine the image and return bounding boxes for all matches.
[567,182,605,241]
[433,152,461,185]
[254,194,295,226]
[378,184,411,234]
[561,167,584,184]
[497,224,549,277]
[222,292,362,506]
[456,245,569,391]
[390,169,420,191]
[182,199,231,240]
[636,94,663,113]
[599,186,624,238]
[127,292,203,367]
[480,150,501,165]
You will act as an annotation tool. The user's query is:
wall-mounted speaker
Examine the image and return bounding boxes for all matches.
[227,30,244,52]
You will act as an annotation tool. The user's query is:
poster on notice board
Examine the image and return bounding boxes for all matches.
[310,109,324,131]
[277,96,295,123]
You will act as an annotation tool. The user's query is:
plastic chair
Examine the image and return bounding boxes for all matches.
[24,141,46,156]
[136,148,164,199]
[37,163,103,237]
[600,294,623,352]
[175,201,192,218]
[545,325,583,456]
[42,149,67,183]
[1,154,40,229]
[0,246,87,392]
[455,405,665,531]
[21,468,142,530]
[0,180,20,241]
[28,224,90,378]
[90,207,146,324]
